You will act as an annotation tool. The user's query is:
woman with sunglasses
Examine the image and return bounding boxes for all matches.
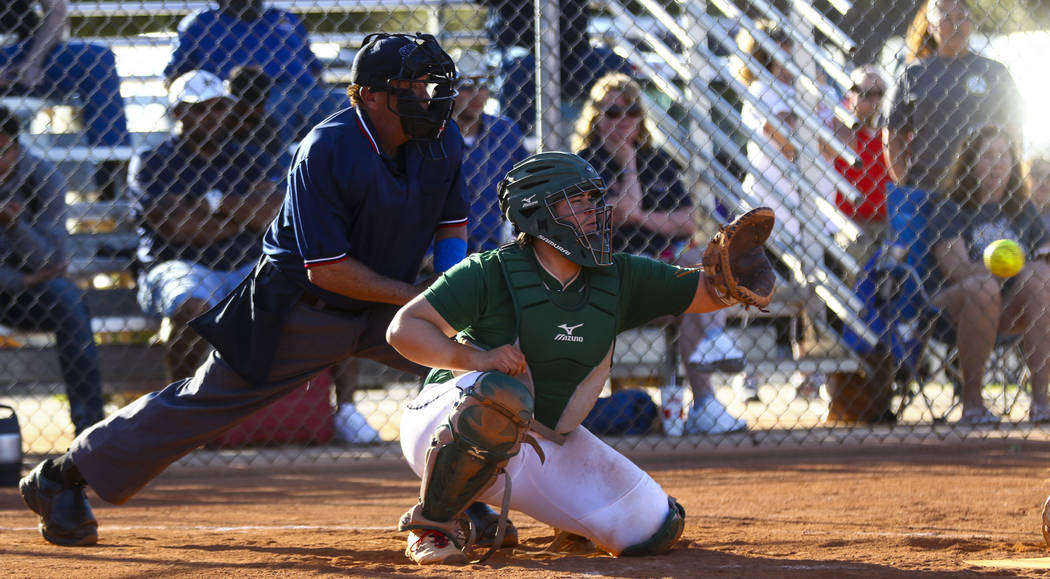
[886,0,1023,192]
[572,72,748,435]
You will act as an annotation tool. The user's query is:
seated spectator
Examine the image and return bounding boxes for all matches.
[163,0,347,149]
[0,0,131,198]
[225,65,290,174]
[927,125,1050,424]
[1025,157,1050,231]
[0,105,103,435]
[885,0,1022,192]
[736,20,837,239]
[834,66,891,264]
[573,73,746,434]
[735,22,835,401]
[448,49,529,252]
[131,70,282,383]
[482,0,633,135]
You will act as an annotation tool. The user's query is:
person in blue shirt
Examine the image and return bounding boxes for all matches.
[163,0,347,148]
[448,49,528,252]
[0,105,104,436]
[18,33,469,549]
[0,0,131,198]
[481,0,634,134]
[131,70,282,383]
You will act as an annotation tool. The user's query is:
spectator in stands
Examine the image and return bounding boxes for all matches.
[131,70,281,383]
[163,0,347,148]
[573,73,747,434]
[1025,157,1050,231]
[449,49,529,252]
[0,104,104,435]
[735,21,833,401]
[885,0,1023,192]
[482,0,634,135]
[928,125,1050,424]
[834,66,891,263]
[737,21,804,237]
[225,65,290,174]
[0,0,132,198]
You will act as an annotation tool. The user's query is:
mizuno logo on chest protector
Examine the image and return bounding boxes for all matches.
[555,323,584,342]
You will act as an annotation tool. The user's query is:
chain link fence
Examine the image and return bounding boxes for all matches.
[0,0,1048,461]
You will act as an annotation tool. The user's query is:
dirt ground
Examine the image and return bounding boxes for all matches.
[4,438,1050,578]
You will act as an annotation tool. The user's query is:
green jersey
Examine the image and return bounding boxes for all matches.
[422,244,700,432]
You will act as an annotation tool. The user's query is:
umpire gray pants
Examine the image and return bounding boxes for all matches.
[69,299,422,505]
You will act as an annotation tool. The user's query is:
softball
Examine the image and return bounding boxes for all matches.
[983,239,1025,278]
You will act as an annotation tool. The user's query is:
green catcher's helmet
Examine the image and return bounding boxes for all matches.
[497,151,612,267]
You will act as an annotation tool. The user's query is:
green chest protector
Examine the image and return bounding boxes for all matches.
[498,246,619,442]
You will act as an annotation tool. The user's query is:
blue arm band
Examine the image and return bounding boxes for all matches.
[433,237,467,273]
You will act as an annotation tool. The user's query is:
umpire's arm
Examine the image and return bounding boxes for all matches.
[307,258,422,306]
[306,224,466,306]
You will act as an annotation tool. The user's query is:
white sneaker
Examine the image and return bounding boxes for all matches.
[684,394,747,435]
[732,372,761,403]
[406,530,467,565]
[334,402,381,444]
[688,328,745,373]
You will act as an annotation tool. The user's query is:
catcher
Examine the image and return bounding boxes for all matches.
[387,151,775,564]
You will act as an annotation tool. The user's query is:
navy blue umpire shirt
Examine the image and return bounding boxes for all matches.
[263,107,469,313]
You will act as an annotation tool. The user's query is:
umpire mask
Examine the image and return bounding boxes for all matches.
[352,33,458,142]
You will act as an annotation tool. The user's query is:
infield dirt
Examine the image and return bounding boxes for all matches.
[3,438,1050,578]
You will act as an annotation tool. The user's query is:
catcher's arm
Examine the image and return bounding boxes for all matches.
[700,207,777,311]
[683,275,734,314]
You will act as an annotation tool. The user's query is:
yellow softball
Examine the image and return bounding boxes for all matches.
[983,239,1025,278]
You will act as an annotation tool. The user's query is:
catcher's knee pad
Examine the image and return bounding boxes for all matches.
[619,497,686,556]
[404,372,534,530]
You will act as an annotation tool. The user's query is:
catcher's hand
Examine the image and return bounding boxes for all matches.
[702,207,776,310]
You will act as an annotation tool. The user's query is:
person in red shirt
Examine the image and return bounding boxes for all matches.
[835,66,891,262]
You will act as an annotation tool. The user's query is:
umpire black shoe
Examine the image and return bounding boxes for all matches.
[466,501,518,548]
[19,459,98,546]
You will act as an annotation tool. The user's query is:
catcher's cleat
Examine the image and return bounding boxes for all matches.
[19,459,98,546]
[1042,495,1050,548]
[406,529,468,565]
[466,502,518,548]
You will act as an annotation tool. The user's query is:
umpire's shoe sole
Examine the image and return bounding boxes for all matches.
[19,459,98,546]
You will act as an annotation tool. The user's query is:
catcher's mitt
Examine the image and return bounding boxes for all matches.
[702,207,776,310]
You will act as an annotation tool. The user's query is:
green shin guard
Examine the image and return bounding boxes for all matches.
[620,497,686,556]
[401,372,534,534]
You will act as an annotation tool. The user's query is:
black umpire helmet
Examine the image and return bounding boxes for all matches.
[351,33,458,142]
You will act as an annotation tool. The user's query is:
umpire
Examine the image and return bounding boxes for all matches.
[19,33,470,547]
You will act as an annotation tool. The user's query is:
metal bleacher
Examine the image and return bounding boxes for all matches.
[1,0,871,396]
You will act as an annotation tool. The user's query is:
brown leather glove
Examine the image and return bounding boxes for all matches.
[702,207,777,310]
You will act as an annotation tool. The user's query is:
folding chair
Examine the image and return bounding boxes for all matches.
[878,184,1028,422]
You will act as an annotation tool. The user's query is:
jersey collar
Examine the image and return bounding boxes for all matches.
[354,107,382,157]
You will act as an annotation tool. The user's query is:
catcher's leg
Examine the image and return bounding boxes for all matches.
[491,425,683,556]
[398,371,533,563]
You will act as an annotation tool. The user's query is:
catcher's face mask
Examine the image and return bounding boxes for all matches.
[354,33,458,142]
[498,152,613,268]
